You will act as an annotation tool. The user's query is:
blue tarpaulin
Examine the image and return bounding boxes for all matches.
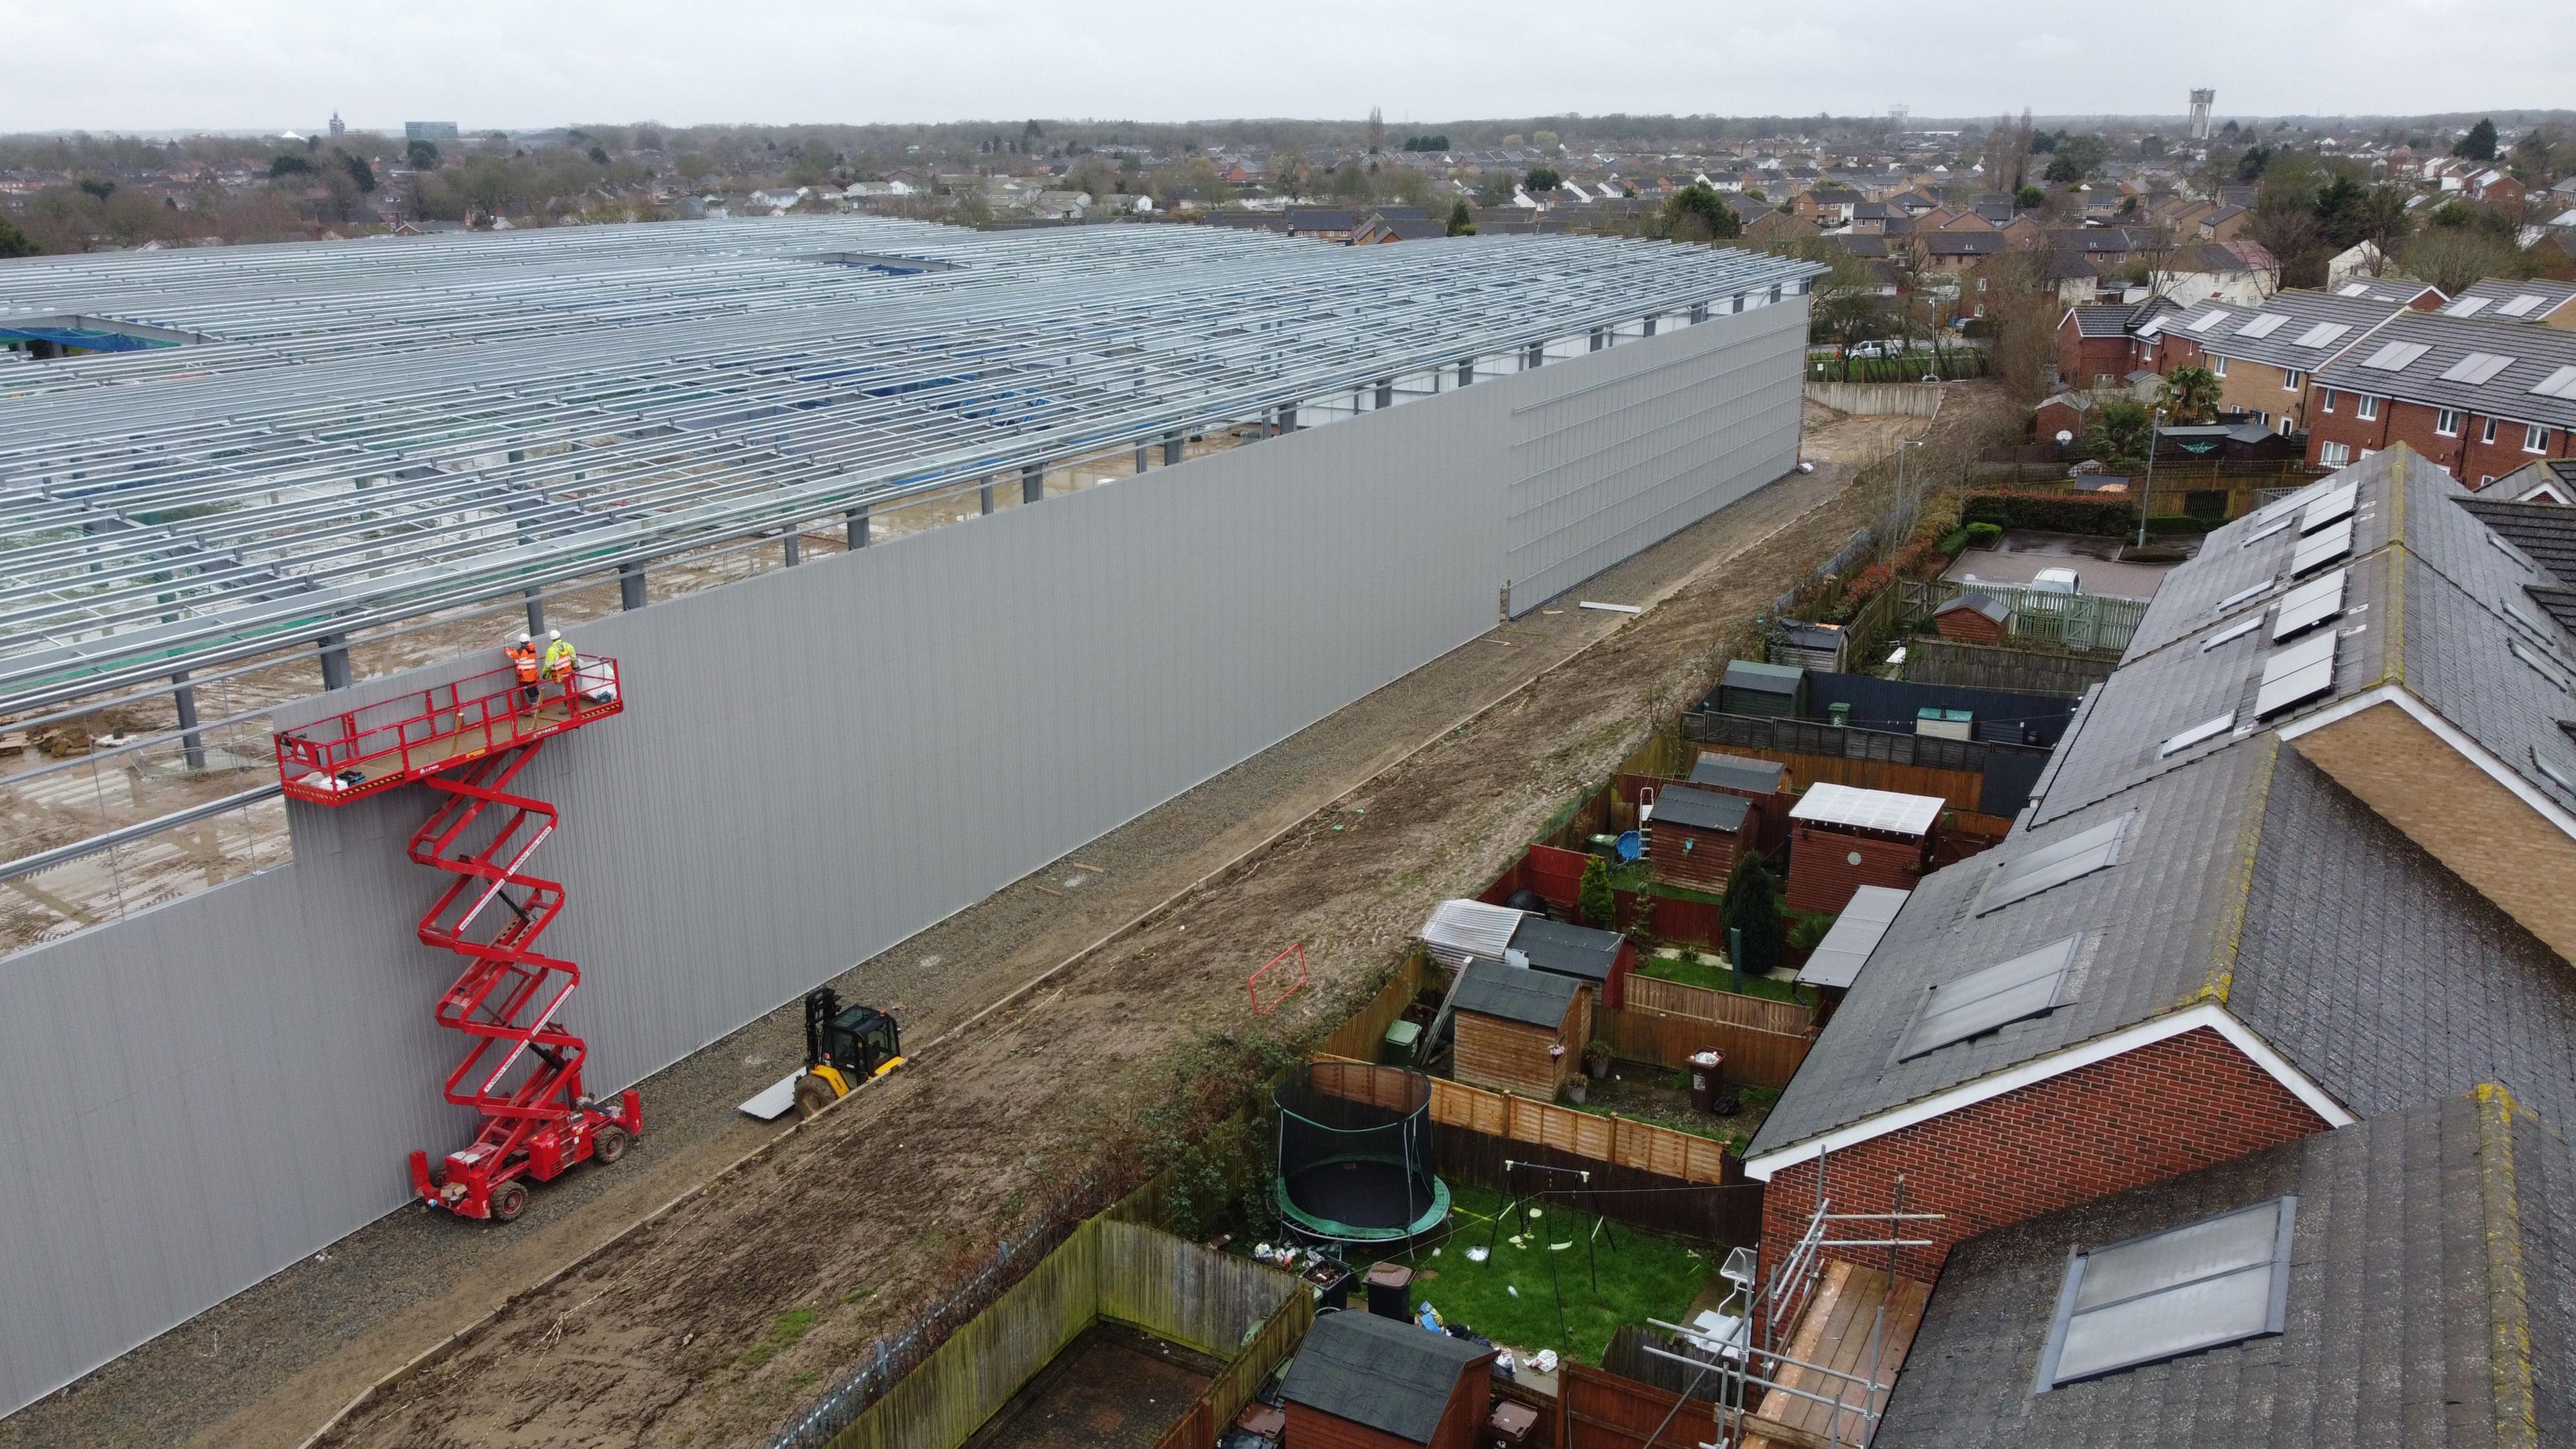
[0,327,174,353]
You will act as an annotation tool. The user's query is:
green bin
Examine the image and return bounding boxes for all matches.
[1381,1019,1423,1065]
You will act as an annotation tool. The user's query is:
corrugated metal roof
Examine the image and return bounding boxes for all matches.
[1790,782,1944,837]
[1421,898,1523,968]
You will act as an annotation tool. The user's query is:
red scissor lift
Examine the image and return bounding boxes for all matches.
[278,655,637,1222]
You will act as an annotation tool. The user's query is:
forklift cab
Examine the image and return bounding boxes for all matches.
[797,988,902,1116]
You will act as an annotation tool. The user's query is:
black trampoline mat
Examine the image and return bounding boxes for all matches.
[1284,1160,1437,1230]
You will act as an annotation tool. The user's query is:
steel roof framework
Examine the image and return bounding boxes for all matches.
[1,217,1819,712]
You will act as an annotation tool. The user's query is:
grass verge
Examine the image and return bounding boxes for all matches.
[1393,1185,1711,1366]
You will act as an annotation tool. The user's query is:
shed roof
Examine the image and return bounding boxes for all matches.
[1788,782,1944,837]
[1280,1309,1490,1444]
[1452,958,1583,1029]
[1799,885,1911,989]
[1652,784,1753,833]
[1721,659,1805,696]
[1935,591,2009,623]
[1509,916,1625,983]
[1690,751,1786,795]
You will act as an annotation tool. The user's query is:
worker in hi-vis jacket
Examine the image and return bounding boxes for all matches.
[504,632,543,708]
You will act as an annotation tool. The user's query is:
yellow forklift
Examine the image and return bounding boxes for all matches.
[793,988,906,1118]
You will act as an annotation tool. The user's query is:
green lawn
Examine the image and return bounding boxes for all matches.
[1392,1185,1712,1365]
[1634,951,1817,1007]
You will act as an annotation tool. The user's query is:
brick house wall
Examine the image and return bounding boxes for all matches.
[2055,319,2133,389]
[1786,824,1930,914]
[1756,1025,2330,1283]
[2308,394,2575,482]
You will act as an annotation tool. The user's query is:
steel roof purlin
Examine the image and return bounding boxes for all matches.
[0,216,1820,708]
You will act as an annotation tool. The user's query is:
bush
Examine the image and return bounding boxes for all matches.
[1962,491,2137,538]
[1937,528,1971,555]
[2142,515,2211,537]
[1578,855,1615,929]
[1964,521,2003,548]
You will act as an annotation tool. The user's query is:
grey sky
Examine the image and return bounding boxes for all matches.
[3,0,2567,134]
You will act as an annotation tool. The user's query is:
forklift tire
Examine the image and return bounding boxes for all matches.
[592,1124,631,1165]
[488,1179,529,1224]
[793,1073,839,1120]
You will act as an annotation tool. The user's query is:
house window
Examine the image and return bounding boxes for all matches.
[2283,368,2304,391]
[2033,1199,2297,1391]
[2357,395,2380,421]
[2532,425,2555,454]
[2279,416,2295,437]
[2212,356,2229,377]
[2320,389,2337,413]
[2436,408,2462,436]
[2320,442,2353,467]
[2484,417,2500,444]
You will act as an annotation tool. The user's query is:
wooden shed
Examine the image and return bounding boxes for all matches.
[1785,783,1943,915]
[1646,784,1757,894]
[1716,659,1805,718]
[1450,959,1587,1099]
[1933,590,2010,644]
[1280,1308,1497,1449]
[1688,750,1786,800]
[1507,915,1636,1010]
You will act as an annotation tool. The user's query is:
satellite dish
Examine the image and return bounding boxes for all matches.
[2055,430,2075,445]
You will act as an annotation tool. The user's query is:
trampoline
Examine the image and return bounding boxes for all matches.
[1274,1063,1450,1245]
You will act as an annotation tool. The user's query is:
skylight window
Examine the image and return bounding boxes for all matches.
[2242,517,2293,545]
[2235,313,2289,338]
[2360,341,2429,371]
[2499,294,2548,318]
[2186,309,2229,333]
[2290,323,2349,349]
[1895,935,2081,1060]
[2530,366,2576,400]
[2201,617,2264,651]
[2491,532,2538,572]
[2447,297,2493,317]
[2273,570,2347,640]
[2532,747,2576,800]
[2035,1198,2296,1391]
[1976,816,2131,914]
[2514,638,2576,694]
[2441,352,2516,386]
[2161,714,2237,757]
[2255,631,2339,716]
[2299,480,2357,533]
[2291,517,2353,577]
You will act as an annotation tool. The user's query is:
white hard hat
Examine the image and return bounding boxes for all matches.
[515,631,531,643]
[547,630,561,641]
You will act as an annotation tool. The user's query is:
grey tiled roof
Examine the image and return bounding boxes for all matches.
[1653,784,1752,833]
[2309,309,2576,431]
[1748,448,2576,1162]
[1509,916,1623,983]
[2448,276,2576,321]
[1874,1090,2576,1448]
[1281,1309,1487,1444]
[2067,305,2135,339]
[1689,751,1785,795]
[1452,957,1582,1028]
[2163,288,2417,374]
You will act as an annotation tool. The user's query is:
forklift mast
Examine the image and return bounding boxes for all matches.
[804,987,841,1069]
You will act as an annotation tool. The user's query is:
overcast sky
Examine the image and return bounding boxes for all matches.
[5,0,2569,135]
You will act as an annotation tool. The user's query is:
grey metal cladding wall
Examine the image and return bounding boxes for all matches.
[1504,297,1810,614]
[0,341,1538,1416]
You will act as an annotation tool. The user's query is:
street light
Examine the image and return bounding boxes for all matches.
[1895,437,1924,535]
[2136,407,2165,548]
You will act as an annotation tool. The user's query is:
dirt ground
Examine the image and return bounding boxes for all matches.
[1,395,1964,1449]
[960,1326,1217,1449]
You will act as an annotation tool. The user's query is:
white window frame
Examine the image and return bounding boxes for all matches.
[2279,415,2295,437]
[2531,424,2554,455]
[2436,407,2461,436]
[2484,417,2500,445]
[2319,441,2352,468]
[2283,368,2304,392]
[2357,394,2380,421]
[2212,356,2229,377]
[2320,388,2337,413]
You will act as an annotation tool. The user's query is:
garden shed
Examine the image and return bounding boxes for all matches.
[1688,750,1786,799]
[1933,591,2010,644]
[1645,784,1756,894]
[1786,783,1943,914]
[1279,1308,1497,1449]
[1717,659,1806,718]
[1508,914,1635,1009]
[1450,959,1588,1099]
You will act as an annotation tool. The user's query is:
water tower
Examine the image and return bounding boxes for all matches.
[2190,89,2215,141]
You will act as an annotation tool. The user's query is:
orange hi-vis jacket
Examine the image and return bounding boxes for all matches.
[505,639,541,684]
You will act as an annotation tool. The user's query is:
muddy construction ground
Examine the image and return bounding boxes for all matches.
[1,394,1990,1449]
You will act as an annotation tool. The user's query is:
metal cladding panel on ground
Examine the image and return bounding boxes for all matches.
[0,298,1805,1415]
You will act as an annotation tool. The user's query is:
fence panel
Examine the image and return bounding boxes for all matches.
[1595,1006,1813,1089]
[1564,1362,1722,1449]
[1316,950,1432,1063]
[1623,976,1812,1036]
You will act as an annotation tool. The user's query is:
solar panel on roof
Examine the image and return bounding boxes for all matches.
[2499,294,2548,318]
[2272,570,2346,640]
[2512,638,2575,694]
[2360,341,2430,371]
[2440,352,2516,386]
[2243,517,2292,545]
[2291,517,2353,577]
[1789,782,1944,837]
[2531,366,2576,400]
[2215,581,2272,612]
[2161,713,2237,757]
[2137,317,2167,338]
[2186,309,2228,333]
[2300,481,2357,533]
[2038,1198,2295,1391]
[1975,815,2131,914]
[2234,313,2288,338]
[2447,297,2493,317]
[2255,631,2339,717]
[2532,746,2576,800]
[2202,617,2264,651]
[1895,934,2081,1060]
[2289,323,2349,349]
[2252,476,2337,524]
[2338,282,2369,297]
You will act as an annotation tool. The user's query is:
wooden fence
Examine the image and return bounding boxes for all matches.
[1316,948,1434,1063]
[1623,975,1811,1036]
[1311,1059,1736,1185]
[1597,1006,1813,1089]
[1564,1361,1722,1449]
[1902,637,2121,696]
[826,1218,1303,1449]
[1432,1125,1766,1244]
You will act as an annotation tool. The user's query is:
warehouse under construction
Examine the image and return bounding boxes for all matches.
[0,215,1819,1414]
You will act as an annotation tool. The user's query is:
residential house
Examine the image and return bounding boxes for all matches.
[1912,231,2006,319]
[2146,288,2433,435]
[2440,277,2576,329]
[1872,1091,2576,1448]
[1353,216,1448,244]
[2479,457,2576,504]
[1742,207,1819,247]
[1285,208,1358,241]
[1744,450,2576,1281]
[2146,239,2281,307]
[2055,298,2179,390]
[2305,309,2576,480]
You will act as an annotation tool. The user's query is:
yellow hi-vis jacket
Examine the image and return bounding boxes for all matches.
[541,638,576,682]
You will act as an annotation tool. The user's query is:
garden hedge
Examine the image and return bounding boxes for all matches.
[1962,491,2139,538]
